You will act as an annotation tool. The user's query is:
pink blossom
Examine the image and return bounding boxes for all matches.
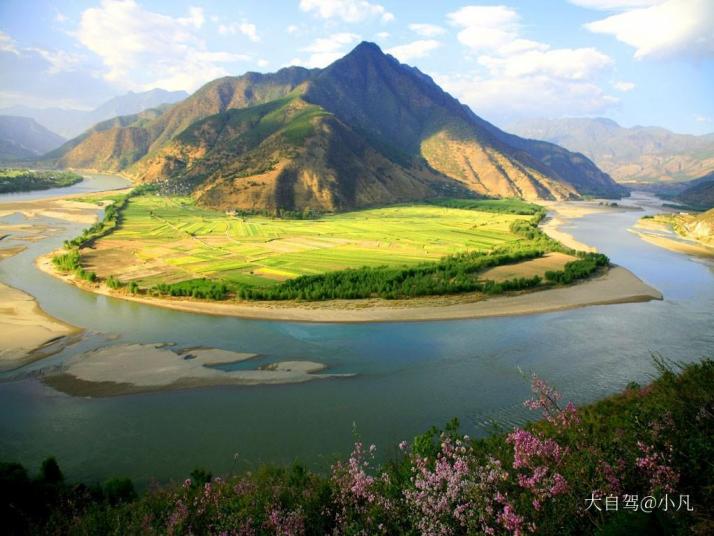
[635,441,679,494]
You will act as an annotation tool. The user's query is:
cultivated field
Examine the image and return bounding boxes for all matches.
[82,196,531,287]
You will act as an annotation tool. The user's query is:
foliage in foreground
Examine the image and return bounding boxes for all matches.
[0,168,82,194]
[2,357,712,535]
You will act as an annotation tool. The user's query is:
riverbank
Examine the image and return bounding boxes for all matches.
[37,251,661,322]
[631,216,714,258]
[0,282,82,371]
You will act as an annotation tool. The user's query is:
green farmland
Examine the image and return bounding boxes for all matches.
[82,196,530,288]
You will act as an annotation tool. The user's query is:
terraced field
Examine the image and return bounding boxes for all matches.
[82,196,528,287]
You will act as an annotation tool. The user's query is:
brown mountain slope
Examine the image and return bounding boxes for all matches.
[54,67,314,171]
[50,42,625,210]
[132,96,468,211]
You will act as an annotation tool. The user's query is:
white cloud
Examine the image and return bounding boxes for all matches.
[287,25,299,35]
[218,21,260,42]
[179,6,205,29]
[694,114,712,124]
[75,0,250,91]
[478,47,612,80]
[55,11,69,23]
[447,5,520,51]
[1,30,82,74]
[387,40,442,62]
[408,23,445,37]
[376,31,390,40]
[29,48,83,74]
[613,80,636,91]
[438,72,619,118]
[295,32,361,68]
[0,31,19,55]
[445,4,617,118]
[257,58,269,68]
[569,0,665,9]
[585,0,714,58]
[299,0,394,23]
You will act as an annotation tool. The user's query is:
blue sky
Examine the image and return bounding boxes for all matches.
[0,0,712,134]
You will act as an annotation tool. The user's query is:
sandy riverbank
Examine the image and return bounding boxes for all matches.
[37,251,661,322]
[0,282,82,371]
[43,343,352,396]
[631,230,714,258]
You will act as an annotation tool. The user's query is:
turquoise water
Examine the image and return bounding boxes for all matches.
[0,185,712,486]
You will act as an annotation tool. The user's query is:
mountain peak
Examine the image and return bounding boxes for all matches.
[350,41,383,55]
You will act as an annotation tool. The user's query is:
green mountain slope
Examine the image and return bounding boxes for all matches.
[49,42,625,211]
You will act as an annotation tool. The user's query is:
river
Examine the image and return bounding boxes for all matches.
[0,177,712,486]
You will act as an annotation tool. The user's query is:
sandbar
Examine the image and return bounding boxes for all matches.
[43,343,350,396]
[0,282,82,371]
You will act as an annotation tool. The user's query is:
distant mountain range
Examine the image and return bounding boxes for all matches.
[638,171,714,210]
[509,117,714,184]
[0,89,188,139]
[46,42,625,212]
[0,115,66,160]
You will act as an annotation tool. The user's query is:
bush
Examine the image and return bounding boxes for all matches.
[106,276,123,289]
[152,279,230,300]
[545,252,609,284]
[103,478,137,505]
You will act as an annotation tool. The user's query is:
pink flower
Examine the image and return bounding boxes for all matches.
[524,375,579,429]
[635,441,679,494]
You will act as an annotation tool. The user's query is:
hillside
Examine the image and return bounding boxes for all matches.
[677,172,714,209]
[674,208,714,246]
[0,116,65,160]
[636,171,714,209]
[0,89,188,139]
[50,42,625,211]
[509,117,714,183]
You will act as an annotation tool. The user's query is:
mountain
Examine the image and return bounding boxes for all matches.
[0,89,189,139]
[634,171,714,210]
[509,117,714,184]
[0,115,66,160]
[49,42,625,212]
[677,172,714,209]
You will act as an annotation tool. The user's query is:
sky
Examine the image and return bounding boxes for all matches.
[0,0,712,134]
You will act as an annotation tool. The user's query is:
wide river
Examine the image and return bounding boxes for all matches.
[1,176,712,486]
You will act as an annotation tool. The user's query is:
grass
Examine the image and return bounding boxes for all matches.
[0,168,82,194]
[89,196,530,287]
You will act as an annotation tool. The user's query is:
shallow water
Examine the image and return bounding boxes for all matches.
[0,187,712,486]
[0,173,130,202]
